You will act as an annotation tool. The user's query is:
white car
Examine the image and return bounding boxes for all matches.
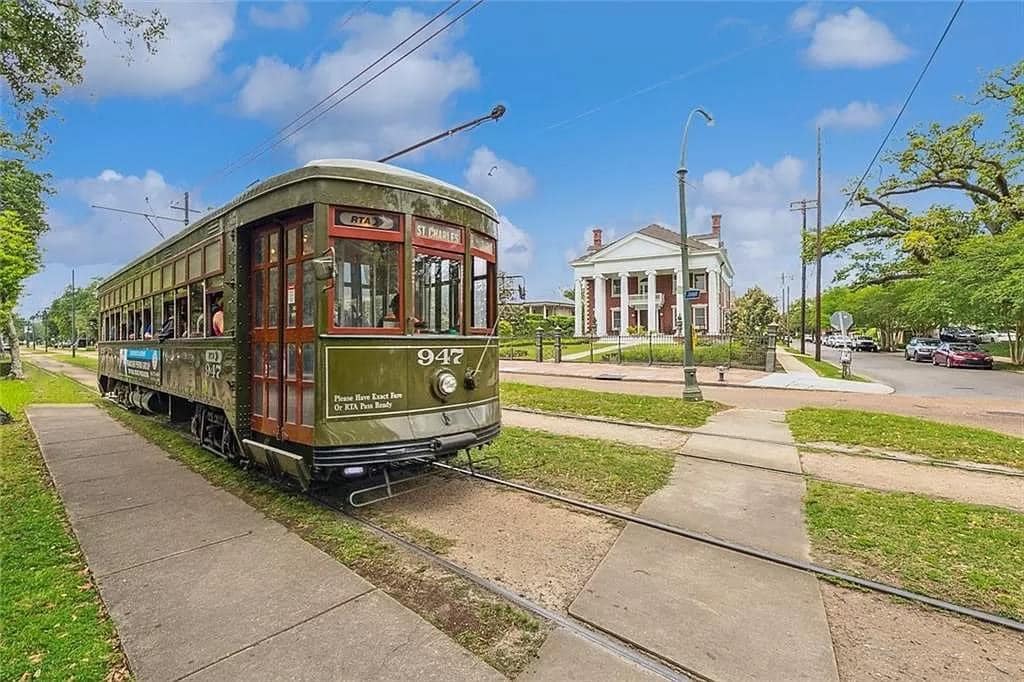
[977,330,1014,343]
[827,335,854,348]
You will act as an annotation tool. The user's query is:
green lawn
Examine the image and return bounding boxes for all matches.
[790,352,867,382]
[806,481,1024,620]
[480,427,674,507]
[981,341,1010,357]
[53,352,98,372]
[501,381,722,428]
[597,340,767,370]
[0,367,125,682]
[787,407,1024,469]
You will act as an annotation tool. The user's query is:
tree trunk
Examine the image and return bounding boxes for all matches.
[5,316,24,379]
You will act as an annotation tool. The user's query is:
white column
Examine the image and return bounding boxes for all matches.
[618,272,629,336]
[574,278,583,336]
[707,266,721,334]
[595,274,607,337]
[674,269,684,334]
[645,270,658,333]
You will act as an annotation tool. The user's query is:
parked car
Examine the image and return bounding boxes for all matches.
[831,335,854,348]
[931,342,993,369]
[939,327,980,343]
[852,336,878,352]
[904,337,941,362]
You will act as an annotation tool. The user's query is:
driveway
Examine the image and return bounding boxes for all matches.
[818,346,1024,400]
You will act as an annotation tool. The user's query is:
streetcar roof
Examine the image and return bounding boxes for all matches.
[99,159,497,289]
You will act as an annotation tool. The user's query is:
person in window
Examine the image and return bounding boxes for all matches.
[381,293,399,328]
[211,295,225,336]
[158,316,174,341]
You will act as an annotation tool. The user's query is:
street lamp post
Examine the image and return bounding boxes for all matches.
[678,107,714,401]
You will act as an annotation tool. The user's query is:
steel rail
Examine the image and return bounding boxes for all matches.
[502,406,1024,479]
[311,493,694,682]
[430,460,1024,634]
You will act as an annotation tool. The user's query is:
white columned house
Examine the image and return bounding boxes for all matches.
[569,216,735,338]
[594,274,607,336]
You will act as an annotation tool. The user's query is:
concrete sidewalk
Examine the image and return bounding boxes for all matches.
[770,347,894,394]
[26,404,498,681]
[501,359,767,387]
[569,408,839,681]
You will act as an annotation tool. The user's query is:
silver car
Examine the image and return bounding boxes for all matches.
[904,337,941,362]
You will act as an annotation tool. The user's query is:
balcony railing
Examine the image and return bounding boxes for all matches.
[627,293,664,306]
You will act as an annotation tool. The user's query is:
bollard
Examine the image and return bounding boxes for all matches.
[648,332,653,366]
[553,327,563,363]
[535,327,544,363]
[717,365,726,382]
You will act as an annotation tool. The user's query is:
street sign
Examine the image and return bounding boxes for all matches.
[830,310,854,334]
[684,288,701,301]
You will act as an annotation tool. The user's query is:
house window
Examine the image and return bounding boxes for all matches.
[610,279,621,296]
[691,272,708,291]
[638,279,648,296]
[610,308,622,331]
[693,305,708,330]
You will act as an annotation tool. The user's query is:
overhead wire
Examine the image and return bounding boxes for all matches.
[827,0,965,228]
[196,0,469,189]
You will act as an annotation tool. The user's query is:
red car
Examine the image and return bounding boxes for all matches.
[931,342,993,369]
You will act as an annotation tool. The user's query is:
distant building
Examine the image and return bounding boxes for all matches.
[514,300,575,318]
[569,214,735,336]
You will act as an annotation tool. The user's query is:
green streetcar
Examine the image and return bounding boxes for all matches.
[96,160,501,491]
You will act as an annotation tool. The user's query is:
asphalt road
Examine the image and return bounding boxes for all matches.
[817,346,1024,400]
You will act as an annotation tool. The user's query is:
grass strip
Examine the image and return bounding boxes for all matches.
[806,481,1024,621]
[501,381,722,428]
[789,352,867,382]
[98,401,545,676]
[478,426,674,508]
[0,367,126,682]
[787,407,1024,470]
[54,353,99,372]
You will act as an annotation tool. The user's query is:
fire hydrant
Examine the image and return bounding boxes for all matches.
[717,365,727,382]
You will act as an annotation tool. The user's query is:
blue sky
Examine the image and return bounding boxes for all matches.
[21,1,1022,313]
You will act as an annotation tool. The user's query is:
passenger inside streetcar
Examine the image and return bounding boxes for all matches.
[210,293,225,336]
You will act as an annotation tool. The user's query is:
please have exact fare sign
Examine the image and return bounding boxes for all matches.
[333,391,405,414]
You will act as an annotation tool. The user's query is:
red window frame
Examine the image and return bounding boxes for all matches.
[469,233,496,334]
[327,208,404,336]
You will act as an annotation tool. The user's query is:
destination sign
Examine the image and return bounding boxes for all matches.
[415,220,463,247]
[335,209,396,231]
[470,232,496,256]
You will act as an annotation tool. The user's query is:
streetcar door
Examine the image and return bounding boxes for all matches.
[250,220,316,443]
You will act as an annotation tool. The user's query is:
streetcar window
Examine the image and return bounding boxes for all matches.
[253,270,265,328]
[302,386,314,426]
[268,266,280,327]
[162,264,173,290]
[332,239,400,330]
[286,263,297,327]
[301,222,314,255]
[174,258,186,285]
[188,250,203,281]
[286,227,298,260]
[413,251,462,335]
[189,283,204,337]
[301,261,314,327]
[471,256,495,330]
[302,342,314,380]
[207,290,225,336]
[175,292,188,337]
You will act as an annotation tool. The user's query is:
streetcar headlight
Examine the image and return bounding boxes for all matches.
[435,370,458,397]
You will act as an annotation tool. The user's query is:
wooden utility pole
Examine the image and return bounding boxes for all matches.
[814,127,823,362]
[789,198,818,355]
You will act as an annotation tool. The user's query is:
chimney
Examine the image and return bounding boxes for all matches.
[589,228,603,252]
[711,214,722,239]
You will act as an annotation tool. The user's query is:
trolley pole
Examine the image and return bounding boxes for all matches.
[71,269,77,358]
[814,127,824,362]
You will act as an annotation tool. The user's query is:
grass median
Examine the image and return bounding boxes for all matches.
[479,427,674,508]
[787,407,1024,470]
[0,366,126,682]
[501,381,722,428]
[806,481,1024,621]
[789,351,867,382]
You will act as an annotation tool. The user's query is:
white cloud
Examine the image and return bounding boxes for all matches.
[691,157,808,294]
[497,215,533,273]
[250,2,309,30]
[815,100,887,130]
[789,3,820,32]
[464,147,535,204]
[237,8,479,161]
[805,7,910,69]
[42,169,200,269]
[81,2,236,97]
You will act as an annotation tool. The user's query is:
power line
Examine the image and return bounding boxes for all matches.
[197,0,470,189]
[829,0,964,228]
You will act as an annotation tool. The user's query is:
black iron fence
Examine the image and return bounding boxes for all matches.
[499,330,773,371]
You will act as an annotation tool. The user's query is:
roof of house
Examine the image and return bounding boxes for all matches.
[573,223,715,263]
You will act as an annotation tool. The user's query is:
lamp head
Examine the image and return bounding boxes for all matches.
[696,107,714,126]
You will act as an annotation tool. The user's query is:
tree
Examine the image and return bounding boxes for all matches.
[0,1,165,386]
[811,59,1024,286]
[729,286,778,339]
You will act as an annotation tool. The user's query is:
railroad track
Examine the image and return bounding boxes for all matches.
[503,406,1024,480]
